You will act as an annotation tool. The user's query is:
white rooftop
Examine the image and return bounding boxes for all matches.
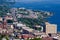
[17,23,26,27]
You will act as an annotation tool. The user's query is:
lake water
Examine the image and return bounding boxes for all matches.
[11,2,60,32]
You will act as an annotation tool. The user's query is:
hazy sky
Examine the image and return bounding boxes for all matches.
[6,0,60,4]
[14,0,60,2]
[14,0,60,4]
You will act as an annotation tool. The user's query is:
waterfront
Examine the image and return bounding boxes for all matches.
[0,0,60,40]
[11,2,60,32]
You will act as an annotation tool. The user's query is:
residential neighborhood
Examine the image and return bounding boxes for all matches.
[0,7,59,40]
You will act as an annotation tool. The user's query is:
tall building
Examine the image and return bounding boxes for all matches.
[45,22,57,34]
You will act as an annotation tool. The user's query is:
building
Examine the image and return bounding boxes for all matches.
[45,22,57,34]
[5,16,13,20]
[21,34,34,39]
[16,8,39,19]
[17,23,26,27]
[0,17,3,21]
[22,27,34,33]
[42,37,53,40]
[34,25,43,32]
[0,24,3,28]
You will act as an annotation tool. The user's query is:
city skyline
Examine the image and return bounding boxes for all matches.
[0,0,60,40]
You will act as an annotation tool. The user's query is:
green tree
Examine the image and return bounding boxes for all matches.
[27,38,42,40]
[0,34,9,40]
[0,0,15,17]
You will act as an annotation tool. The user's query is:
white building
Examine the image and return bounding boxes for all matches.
[45,22,57,34]
[0,17,3,21]
[17,23,26,27]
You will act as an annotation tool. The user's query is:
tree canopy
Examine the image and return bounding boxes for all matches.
[0,0,15,17]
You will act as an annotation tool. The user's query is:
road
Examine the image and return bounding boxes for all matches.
[10,8,17,22]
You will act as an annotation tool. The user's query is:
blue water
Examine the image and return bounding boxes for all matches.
[11,2,60,32]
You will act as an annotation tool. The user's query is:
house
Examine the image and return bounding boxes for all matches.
[16,8,38,19]
[18,34,34,39]
[42,37,53,40]
[0,17,3,21]
[5,15,13,20]
[22,27,34,33]
[17,23,26,27]
[0,24,3,28]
